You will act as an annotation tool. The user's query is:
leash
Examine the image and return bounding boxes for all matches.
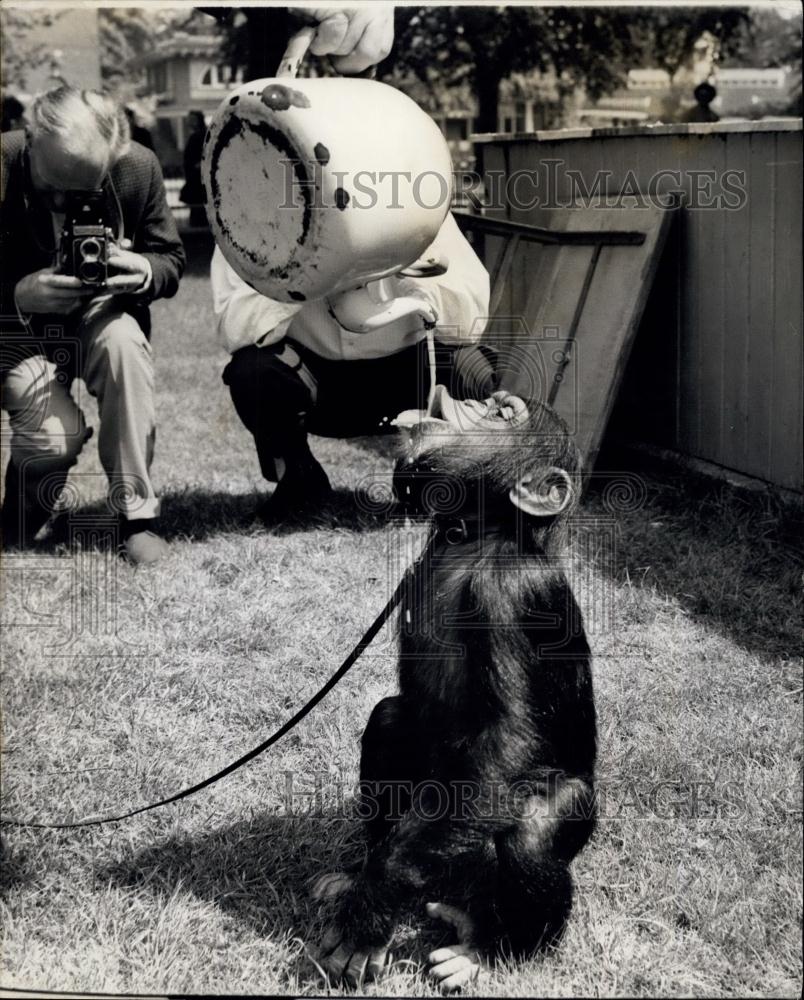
[1,537,431,830]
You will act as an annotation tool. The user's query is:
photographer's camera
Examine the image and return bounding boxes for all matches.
[58,191,110,287]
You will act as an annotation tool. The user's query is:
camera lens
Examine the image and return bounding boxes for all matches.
[79,261,102,282]
[79,237,101,261]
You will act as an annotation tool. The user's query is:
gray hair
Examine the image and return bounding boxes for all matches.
[25,85,131,166]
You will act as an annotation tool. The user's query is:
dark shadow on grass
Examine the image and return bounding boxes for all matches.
[31,486,397,552]
[0,837,30,894]
[104,812,361,936]
[158,486,395,541]
[311,432,401,463]
[24,453,800,666]
[101,811,446,986]
[583,461,803,662]
[157,488,262,539]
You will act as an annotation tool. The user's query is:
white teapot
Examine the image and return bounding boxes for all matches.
[201,31,454,311]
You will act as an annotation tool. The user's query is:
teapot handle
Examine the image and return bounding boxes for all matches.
[277,25,315,78]
[277,23,378,80]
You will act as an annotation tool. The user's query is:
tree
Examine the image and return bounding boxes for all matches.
[0,7,66,92]
[198,6,292,82]
[98,7,158,98]
[202,4,751,131]
[98,7,206,102]
[722,5,802,113]
[380,5,751,132]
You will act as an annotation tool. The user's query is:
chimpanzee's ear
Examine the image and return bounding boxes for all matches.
[509,467,574,518]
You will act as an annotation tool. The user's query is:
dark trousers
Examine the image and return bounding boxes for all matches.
[222,339,497,482]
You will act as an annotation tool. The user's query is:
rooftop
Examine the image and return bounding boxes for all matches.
[139,32,222,65]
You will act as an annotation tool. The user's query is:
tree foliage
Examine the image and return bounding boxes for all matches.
[98,7,208,100]
[98,8,159,96]
[0,7,65,91]
[724,5,802,69]
[197,6,293,83]
[0,5,190,99]
[380,5,751,131]
[722,5,802,112]
[204,5,751,129]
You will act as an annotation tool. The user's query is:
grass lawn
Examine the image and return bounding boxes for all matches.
[1,234,802,997]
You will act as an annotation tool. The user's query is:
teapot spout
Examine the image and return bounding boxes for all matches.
[328,278,438,334]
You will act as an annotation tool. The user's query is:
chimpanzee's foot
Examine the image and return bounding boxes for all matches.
[311,871,355,901]
[311,873,391,986]
[426,902,482,993]
[315,923,392,988]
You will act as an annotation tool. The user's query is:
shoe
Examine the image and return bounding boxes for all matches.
[1,460,63,550]
[257,456,333,525]
[120,518,168,565]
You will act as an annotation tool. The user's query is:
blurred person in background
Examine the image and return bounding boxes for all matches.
[2,94,26,133]
[684,81,720,123]
[180,109,207,227]
[124,105,155,151]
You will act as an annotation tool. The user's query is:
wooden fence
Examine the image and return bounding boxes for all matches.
[473,120,803,491]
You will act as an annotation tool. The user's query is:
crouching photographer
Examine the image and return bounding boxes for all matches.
[1,86,185,563]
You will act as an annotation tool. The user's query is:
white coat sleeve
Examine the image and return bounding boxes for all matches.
[210,246,303,354]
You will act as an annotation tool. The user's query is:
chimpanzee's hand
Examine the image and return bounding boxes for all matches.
[426,902,482,994]
[316,923,391,988]
[14,268,96,315]
[106,239,151,294]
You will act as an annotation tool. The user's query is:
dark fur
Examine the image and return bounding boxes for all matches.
[332,402,597,957]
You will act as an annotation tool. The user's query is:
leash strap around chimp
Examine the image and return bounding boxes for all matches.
[1,537,432,830]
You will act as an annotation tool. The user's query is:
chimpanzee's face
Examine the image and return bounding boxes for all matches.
[393,386,579,522]
[431,389,531,432]
[394,385,531,458]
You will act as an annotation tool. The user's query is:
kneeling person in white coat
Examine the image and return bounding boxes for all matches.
[211,213,493,523]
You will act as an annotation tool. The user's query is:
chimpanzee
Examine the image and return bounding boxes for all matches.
[313,385,597,992]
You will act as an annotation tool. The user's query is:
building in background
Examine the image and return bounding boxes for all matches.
[710,66,794,116]
[575,65,798,127]
[140,30,244,174]
[497,71,563,134]
[142,34,482,173]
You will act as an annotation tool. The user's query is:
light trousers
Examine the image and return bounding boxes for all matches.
[2,298,159,520]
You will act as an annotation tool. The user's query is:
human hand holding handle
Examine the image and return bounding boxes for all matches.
[287,6,394,74]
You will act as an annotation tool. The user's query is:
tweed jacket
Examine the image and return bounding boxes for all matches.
[0,130,185,342]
